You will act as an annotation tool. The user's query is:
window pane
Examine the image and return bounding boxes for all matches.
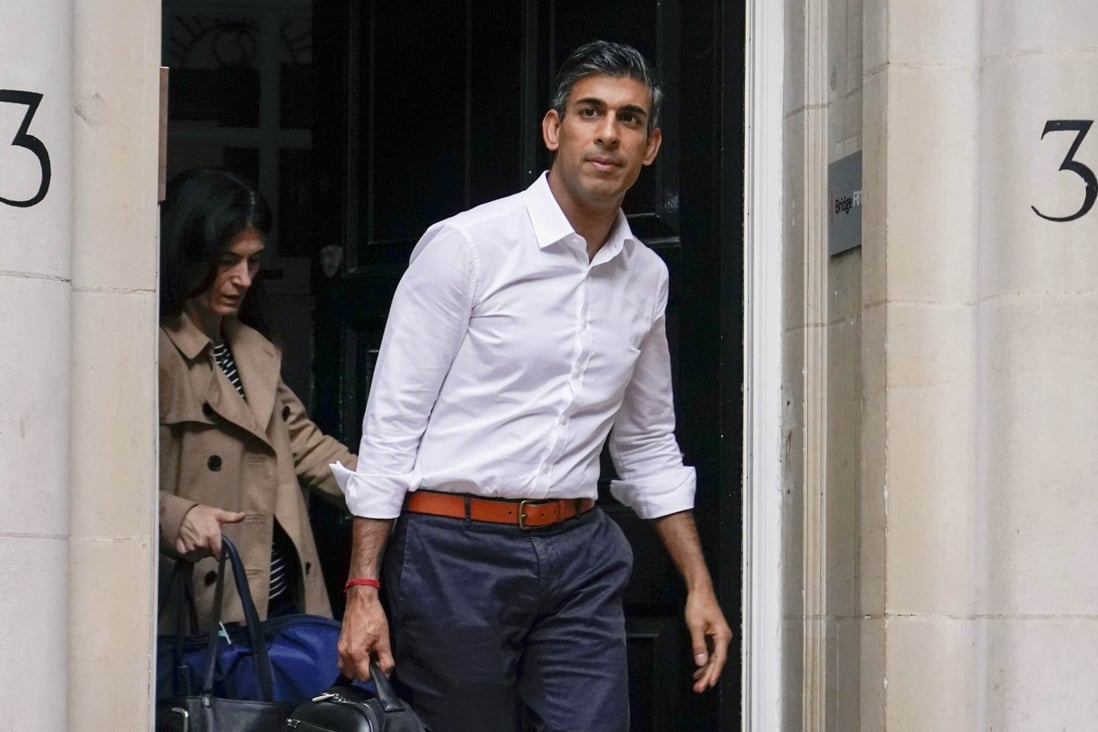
[163,15,262,127]
[280,17,313,129]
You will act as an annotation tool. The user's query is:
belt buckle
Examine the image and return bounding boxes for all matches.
[516,500,533,528]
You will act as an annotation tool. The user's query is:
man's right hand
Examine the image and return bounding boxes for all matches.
[338,585,394,680]
[175,504,246,559]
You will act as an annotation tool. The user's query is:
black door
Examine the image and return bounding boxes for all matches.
[310,2,743,729]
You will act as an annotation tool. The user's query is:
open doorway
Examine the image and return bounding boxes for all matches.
[160,1,745,728]
[162,0,315,402]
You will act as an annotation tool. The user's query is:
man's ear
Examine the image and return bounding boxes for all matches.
[643,127,663,166]
[542,109,562,152]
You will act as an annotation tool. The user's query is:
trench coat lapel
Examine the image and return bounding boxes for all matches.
[160,315,277,449]
[223,318,279,436]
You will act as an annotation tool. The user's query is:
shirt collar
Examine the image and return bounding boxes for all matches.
[524,172,637,262]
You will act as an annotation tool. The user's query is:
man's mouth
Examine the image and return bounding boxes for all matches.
[586,155,621,171]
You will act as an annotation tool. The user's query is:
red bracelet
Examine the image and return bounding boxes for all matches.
[344,577,381,592]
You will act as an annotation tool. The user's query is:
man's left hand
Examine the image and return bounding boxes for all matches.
[685,588,732,693]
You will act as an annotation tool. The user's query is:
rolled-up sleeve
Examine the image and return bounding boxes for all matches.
[607,273,696,519]
[331,224,479,518]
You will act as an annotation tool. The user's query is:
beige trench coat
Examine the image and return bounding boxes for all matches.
[158,314,355,630]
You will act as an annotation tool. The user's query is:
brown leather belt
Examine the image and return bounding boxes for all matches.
[404,490,595,530]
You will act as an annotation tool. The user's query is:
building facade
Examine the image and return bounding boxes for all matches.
[0,1,162,729]
[764,0,1098,728]
[2,0,1096,728]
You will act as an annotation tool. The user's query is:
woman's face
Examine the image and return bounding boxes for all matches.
[187,228,265,321]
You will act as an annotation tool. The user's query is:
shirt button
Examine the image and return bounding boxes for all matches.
[540,464,550,474]
[558,415,567,425]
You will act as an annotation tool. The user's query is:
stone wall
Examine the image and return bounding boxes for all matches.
[0,1,160,728]
[781,0,1098,728]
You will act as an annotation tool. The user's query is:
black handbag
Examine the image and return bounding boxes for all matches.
[156,538,293,730]
[286,663,432,732]
[158,538,349,705]
[156,695,289,732]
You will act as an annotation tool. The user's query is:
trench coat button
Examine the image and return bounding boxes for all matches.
[204,570,218,586]
[282,405,291,420]
[305,561,312,575]
[207,454,222,471]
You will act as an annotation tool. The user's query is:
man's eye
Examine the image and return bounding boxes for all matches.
[579,107,598,117]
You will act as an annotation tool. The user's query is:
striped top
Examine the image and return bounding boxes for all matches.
[212,341,291,604]
[212,342,244,394]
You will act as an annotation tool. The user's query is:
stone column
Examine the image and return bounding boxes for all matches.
[0,3,74,729]
[978,1,1098,728]
[68,0,161,726]
[862,0,984,728]
[0,1,159,727]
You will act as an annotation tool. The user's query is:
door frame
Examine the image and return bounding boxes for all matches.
[741,0,785,728]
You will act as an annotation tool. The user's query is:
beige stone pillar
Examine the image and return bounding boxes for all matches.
[0,1,159,728]
[769,0,1098,727]
[977,1,1098,728]
[863,0,985,728]
[69,0,161,726]
[0,2,74,729]
[855,0,1098,728]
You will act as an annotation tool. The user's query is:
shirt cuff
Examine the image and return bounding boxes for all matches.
[329,460,408,519]
[609,465,697,519]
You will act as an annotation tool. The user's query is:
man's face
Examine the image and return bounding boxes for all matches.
[542,74,662,214]
[188,228,265,321]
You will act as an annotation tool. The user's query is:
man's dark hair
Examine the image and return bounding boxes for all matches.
[159,167,274,335]
[551,40,662,133]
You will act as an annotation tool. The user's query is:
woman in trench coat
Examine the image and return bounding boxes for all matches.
[158,168,355,629]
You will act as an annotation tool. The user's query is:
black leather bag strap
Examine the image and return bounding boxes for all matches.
[162,558,199,696]
[221,537,276,698]
[158,557,200,634]
[336,663,407,713]
[199,537,277,701]
[200,539,231,694]
[369,662,408,713]
[169,557,199,697]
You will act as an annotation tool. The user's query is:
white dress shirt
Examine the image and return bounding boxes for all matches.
[331,172,695,520]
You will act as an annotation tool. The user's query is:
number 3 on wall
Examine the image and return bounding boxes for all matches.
[0,90,52,208]
[1032,119,1097,223]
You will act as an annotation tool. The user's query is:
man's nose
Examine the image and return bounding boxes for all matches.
[595,115,620,145]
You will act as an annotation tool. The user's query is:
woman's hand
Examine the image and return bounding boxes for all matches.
[175,504,246,559]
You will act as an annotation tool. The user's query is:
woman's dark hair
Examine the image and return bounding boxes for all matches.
[551,40,662,133]
[159,168,274,336]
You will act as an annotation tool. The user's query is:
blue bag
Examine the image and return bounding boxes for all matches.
[156,537,364,705]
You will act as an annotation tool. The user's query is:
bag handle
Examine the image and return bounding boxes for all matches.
[199,539,231,694]
[336,661,407,713]
[161,558,200,696]
[199,537,277,702]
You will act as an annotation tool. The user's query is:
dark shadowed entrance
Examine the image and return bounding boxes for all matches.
[308,3,744,729]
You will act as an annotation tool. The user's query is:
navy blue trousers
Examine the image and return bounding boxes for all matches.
[383,506,634,732]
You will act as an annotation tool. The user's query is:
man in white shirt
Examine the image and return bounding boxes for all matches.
[332,40,731,732]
